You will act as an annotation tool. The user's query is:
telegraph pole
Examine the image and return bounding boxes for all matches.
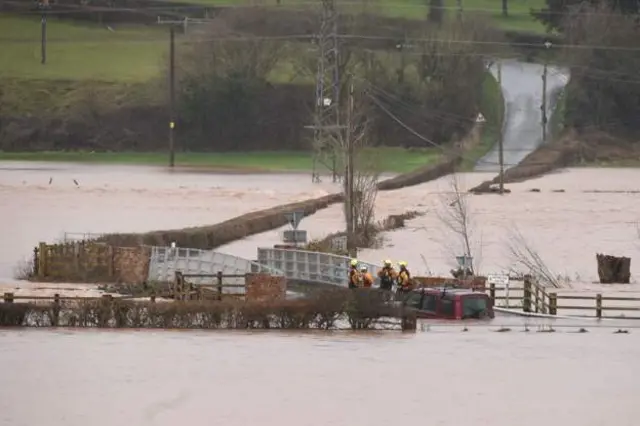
[345,76,355,256]
[169,25,176,168]
[497,61,504,194]
[39,0,50,65]
[541,41,552,145]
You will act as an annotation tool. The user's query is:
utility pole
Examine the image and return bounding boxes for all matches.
[169,25,176,168]
[345,76,355,257]
[541,41,552,145]
[307,0,343,183]
[39,0,50,65]
[497,61,504,194]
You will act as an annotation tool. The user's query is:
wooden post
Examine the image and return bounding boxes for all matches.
[52,293,61,326]
[523,275,532,313]
[38,242,47,279]
[534,285,540,313]
[150,294,156,303]
[217,271,223,301]
[596,293,603,319]
[548,292,557,315]
[33,246,39,277]
[3,292,14,303]
[489,282,496,305]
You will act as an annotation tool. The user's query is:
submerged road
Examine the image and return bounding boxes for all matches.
[475,60,570,172]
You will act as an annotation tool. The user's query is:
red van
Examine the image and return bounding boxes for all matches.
[402,287,494,320]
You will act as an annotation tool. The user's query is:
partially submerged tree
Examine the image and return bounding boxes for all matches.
[505,226,563,288]
[435,174,482,278]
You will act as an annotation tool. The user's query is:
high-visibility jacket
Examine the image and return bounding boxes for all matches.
[361,272,374,288]
[397,269,411,290]
[378,267,397,287]
[348,268,361,288]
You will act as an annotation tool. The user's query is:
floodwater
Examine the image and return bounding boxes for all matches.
[1,328,639,426]
[0,162,336,281]
[220,168,640,285]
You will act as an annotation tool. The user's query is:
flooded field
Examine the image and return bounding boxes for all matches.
[0,162,337,281]
[1,328,639,426]
[1,162,639,286]
[221,168,640,284]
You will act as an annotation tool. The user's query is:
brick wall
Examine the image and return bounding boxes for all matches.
[413,276,487,291]
[245,274,286,302]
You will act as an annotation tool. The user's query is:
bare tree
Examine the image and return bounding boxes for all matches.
[505,226,563,288]
[338,85,381,251]
[435,174,482,277]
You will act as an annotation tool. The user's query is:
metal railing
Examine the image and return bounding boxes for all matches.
[148,246,284,284]
[256,247,380,287]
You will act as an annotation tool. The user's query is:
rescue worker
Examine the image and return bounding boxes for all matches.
[348,259,361,289]
[377,259,397,291]
[360,265,374,288]
[396,261,412,294]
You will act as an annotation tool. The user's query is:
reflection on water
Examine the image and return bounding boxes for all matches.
[0,328,638,426]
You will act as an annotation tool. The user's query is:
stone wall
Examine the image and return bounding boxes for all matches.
[245,274,287,302]
[35,242,150,284]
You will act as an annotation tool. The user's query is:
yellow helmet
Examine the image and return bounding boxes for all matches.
[398,261,408,267]
[350,259,358,267]
[383,259,392,266]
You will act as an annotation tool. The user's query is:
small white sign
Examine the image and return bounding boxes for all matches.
[487,274,509,286]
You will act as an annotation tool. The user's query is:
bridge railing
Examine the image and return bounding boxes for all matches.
[148,246,284,284]
[256,247,381,287]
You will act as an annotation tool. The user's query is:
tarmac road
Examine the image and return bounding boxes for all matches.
[475,60,570,172]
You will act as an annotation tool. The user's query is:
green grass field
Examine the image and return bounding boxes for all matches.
[0,148,443,173]
[0,0,547,82]
[0,16,166,81]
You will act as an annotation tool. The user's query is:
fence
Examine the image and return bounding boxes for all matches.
[147,246,284,284]
[34,241,150,283]
[256,247,380,286]
[172,271,286,302]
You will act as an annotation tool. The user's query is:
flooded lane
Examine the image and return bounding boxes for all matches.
[1,328,638,426]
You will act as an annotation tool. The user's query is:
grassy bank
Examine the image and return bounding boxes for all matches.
[459,70,504,171]
[0,148,442,173]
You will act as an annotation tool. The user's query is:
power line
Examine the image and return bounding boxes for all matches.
[8,0,640,19]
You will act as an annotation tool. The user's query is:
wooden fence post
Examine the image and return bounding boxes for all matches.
[217,271,223,301]
[52,293,61,326]
[548,293,557,315]
[596,293,603,319]
[534,284,540,313]
[489,282,496,305]
[38,242,47,279]
[3,292,14,303]
[523,275,532,312]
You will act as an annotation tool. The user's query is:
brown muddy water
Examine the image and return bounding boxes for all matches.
[2,163,640,425]
[0,162,338,281]
[220,168,640,285]
[1,327,639,426]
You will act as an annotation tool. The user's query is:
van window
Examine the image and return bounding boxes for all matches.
[440,297,455,317]
[421,295,437,312]
[404,292,422,309]
[462,297,488,319]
